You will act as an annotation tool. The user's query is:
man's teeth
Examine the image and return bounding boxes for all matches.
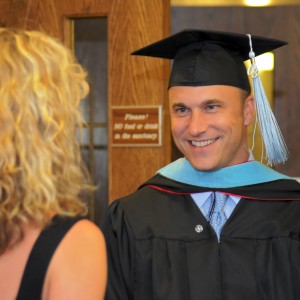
[192,139,216,147]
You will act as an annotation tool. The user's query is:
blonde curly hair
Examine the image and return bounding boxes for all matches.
[0,28,92,253]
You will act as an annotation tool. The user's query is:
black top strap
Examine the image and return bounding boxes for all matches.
[16,215,83,300]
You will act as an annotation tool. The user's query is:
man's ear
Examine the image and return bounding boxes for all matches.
[244,95,255,126]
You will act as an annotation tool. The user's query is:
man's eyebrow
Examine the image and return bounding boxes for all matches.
[171,101,186,106]
[203,98,222,103]
[170,98,223,108]
[170,101,188,108]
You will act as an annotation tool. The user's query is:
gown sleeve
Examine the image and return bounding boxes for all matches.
[100,200,135,300]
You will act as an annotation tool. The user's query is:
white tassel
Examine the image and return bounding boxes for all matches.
[247,34,288,166]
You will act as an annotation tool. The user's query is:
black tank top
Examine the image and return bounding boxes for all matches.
[16,215,83,300]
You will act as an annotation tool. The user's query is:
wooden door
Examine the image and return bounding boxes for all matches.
[0,0,171,223]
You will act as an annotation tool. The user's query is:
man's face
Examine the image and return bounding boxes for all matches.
[169,85,255,171]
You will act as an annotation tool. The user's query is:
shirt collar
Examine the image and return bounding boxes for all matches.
[192,192,240,207]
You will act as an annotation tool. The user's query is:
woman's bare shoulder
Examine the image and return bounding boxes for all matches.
[43,218,107,300]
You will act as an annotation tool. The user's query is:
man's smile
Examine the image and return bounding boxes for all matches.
[191,138,219,148]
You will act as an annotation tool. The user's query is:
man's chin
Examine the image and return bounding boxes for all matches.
[188,160,221,172]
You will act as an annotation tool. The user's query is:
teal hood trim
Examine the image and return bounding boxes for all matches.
[158,158,290,188]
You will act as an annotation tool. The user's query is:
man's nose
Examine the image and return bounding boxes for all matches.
[188,111,208,136]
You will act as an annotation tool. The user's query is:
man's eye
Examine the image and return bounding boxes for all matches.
[175,107,187,113]
[206,104,217,111]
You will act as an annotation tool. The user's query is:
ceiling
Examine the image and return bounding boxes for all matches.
[171,0,300,6]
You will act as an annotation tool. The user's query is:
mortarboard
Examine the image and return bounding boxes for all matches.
[131,29,287,92]
[131,29,288,166]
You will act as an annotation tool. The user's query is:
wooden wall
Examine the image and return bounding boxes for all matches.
[0,0,171,208]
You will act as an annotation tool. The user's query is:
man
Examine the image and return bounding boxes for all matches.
[101,29,300,300]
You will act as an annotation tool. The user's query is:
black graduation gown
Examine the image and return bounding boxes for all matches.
[100,174,300,300]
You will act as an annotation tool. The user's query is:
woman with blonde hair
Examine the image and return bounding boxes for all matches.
[0,28,107,299]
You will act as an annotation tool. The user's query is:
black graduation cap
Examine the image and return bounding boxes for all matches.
[131,29,287,93]
[132,29,289,165]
